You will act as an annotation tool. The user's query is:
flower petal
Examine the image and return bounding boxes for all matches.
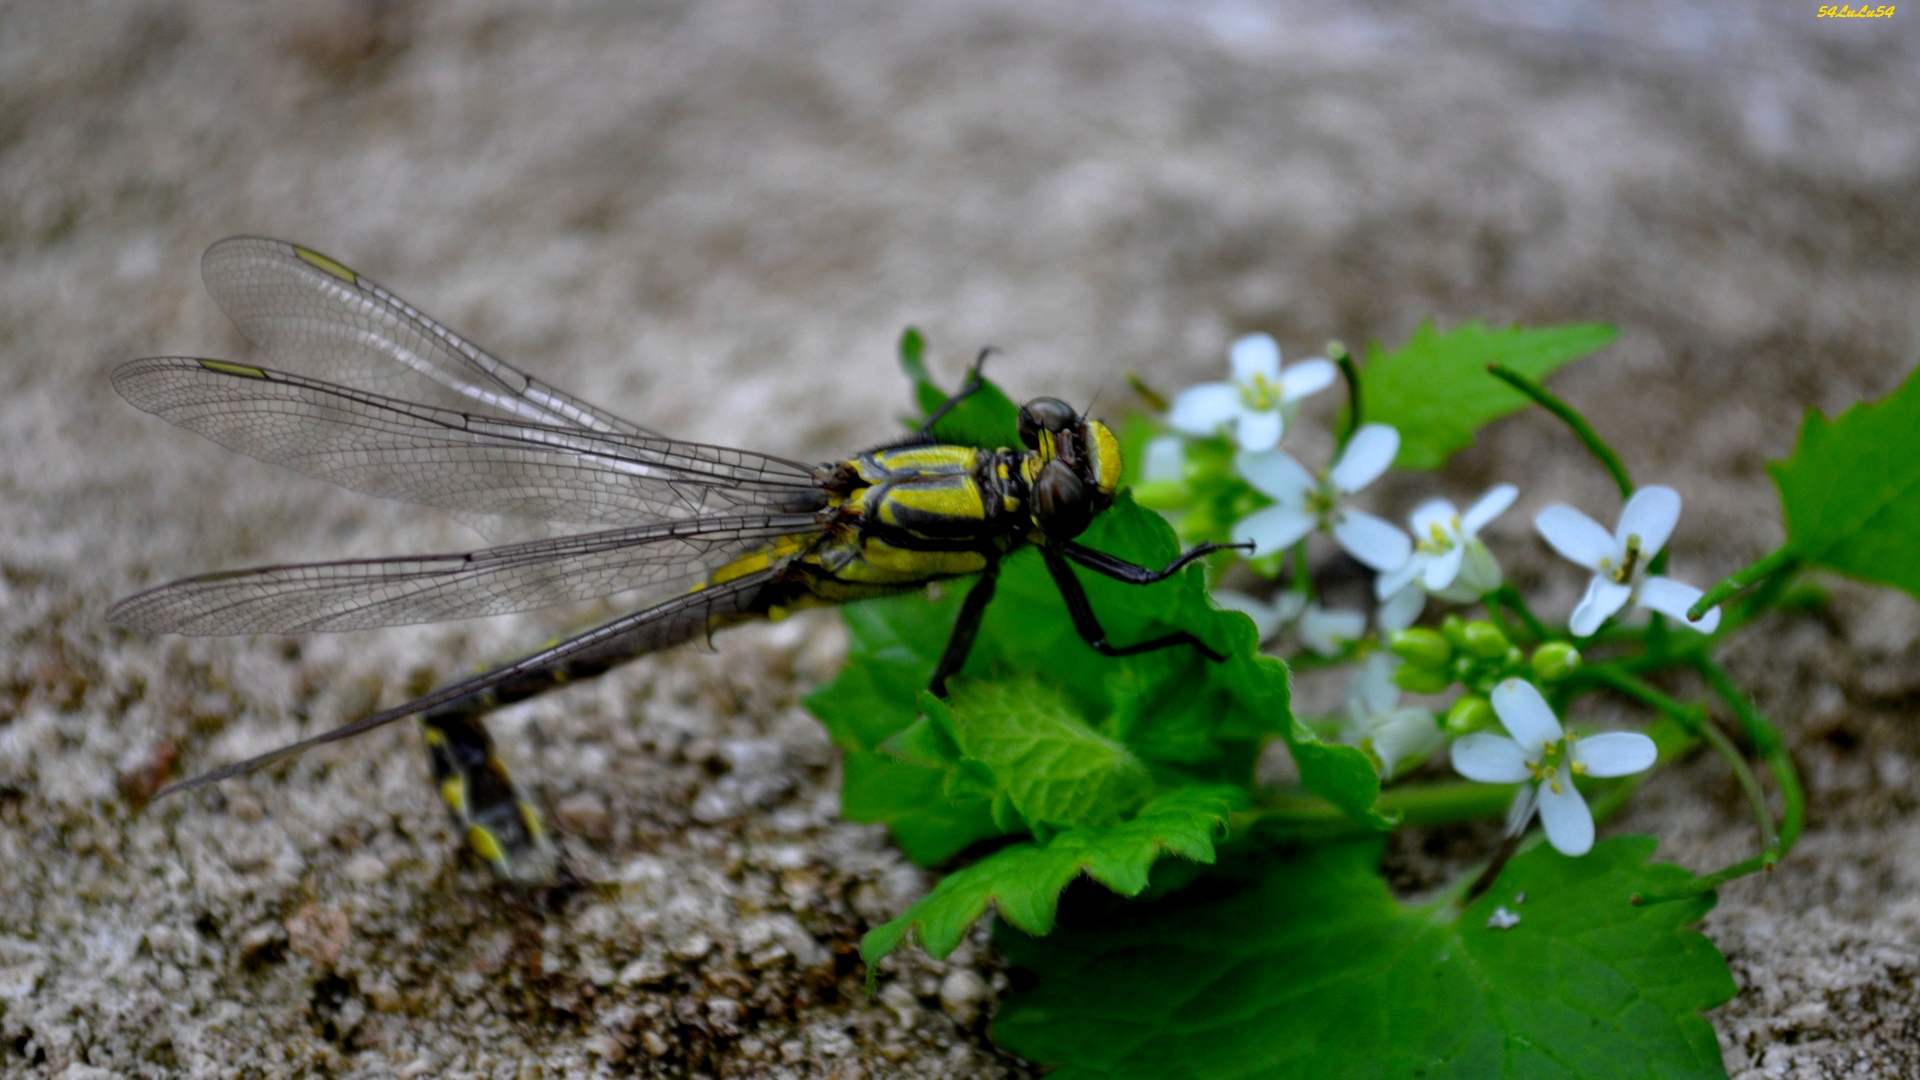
[1140,435,1186,484]
[1236,407,1283,452]
[1490,677,1564,752]
[1235,448,1315,504]
[1451,734,1533,784]
[1166,383,1241,436]
[1536,771,1595,856]
[1569,576,1633,637]
[1211,589,1284,642]
[1571,732,1658,778]
[1273,591,1308,624]
[1452,539,1505,597]
[1461,484,1519,536]
[1332,510,1412,572]
[1617,486,1681,557]
[1298,604,1366,656]
[1328,423,1399,494]
[1229,332,1282,384]
[1375,555,1424,601]
[1372,709,1444,779]
[1230,504,1315,558]
[1377,582,1426,633]
[1347,652,1401,720]
[1279,358,1337,402]
[1637,575,1722,633]
[1422,545,1466,591]
[1504,784,1539,837]
[1408,498,1459,539]
[1535,504,1618,570]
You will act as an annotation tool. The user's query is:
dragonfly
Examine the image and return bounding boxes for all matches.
[111,237,1239,884]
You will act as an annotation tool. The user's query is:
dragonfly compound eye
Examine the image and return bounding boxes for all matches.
[1018,397,1080,450]
[1032,459,1093,539]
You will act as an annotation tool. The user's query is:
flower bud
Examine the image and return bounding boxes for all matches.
[1388,628,1452,669]
[1440,614,1471,651]
[1393,664,1453,694]
[1461,620,1510,660]
[1445,694,1496,735]
[1530,642,1583,683]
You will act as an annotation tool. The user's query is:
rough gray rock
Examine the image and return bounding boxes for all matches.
[1,1,1916,1075]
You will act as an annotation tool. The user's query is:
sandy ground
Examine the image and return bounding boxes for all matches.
[1,1,1918,1076]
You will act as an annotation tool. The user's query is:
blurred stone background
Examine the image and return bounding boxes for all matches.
[1,1,1917,1076]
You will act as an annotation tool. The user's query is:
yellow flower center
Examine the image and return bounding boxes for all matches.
[1596,534,1643,584]
[1416,517,1460,555]
[1239,373,1282,411]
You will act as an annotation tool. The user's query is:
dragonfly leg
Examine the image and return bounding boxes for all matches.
[1042,545,1227,662]
[916,347,996,438]
[419,707,561,886]
[928,559,1002,697]
[1060,539,1252,585]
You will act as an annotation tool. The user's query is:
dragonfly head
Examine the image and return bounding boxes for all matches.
[1019,398,1122,541]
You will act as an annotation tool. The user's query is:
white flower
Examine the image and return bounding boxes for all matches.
[1230,423,1412,571]
[1376,485,1518,603]
[1341,653,1444,778]
[1297,602,1367,656]
[1451,679,1657,857]
[1167,333,1336,452]
[1533,486,1722,637]
[1211,588,1307,644]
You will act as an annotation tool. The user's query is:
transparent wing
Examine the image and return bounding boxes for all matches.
[108,512,828,634]
[201,235,652,434]
[155,568,782,797]
[112,357,828,526]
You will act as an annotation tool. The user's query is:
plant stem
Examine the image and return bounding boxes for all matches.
[1487,363,1634,499]
[1487,585,1551,643]
[1334,341,1362,449]
[1689,546,1799,622]
[1290,540,1313,600]
[1581,667,1779,861]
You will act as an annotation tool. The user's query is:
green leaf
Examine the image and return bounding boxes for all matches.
[840,751,1000,866]
[897,327,1023,449]
[861,785,1244,964]
[806,494,1385,868]
[993,836,1734,1080]
[1362,320,1618,470]
[1767,362,1920,598]
[946,678,1154,830]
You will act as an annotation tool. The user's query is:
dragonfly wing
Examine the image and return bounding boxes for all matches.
[112,357,827,526]
[200,236,654,435]
[155,567,783,796]
[108,512,828,635]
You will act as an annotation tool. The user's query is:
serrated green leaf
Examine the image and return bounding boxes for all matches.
[861,786,1244,963]
[806,494,1385,869]
[898,327,1023,448]
[993,836,1734,1080]
[948,677,1153,830]
[1362,320,1618,470]
[1768,362,1920,598]
[840,751,999,865]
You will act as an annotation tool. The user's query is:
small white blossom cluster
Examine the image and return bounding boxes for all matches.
[1151,333,1726,855]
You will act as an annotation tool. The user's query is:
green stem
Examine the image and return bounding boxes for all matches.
[1487,363,1634,499]
[1487,585,1551,643]
[1634,660,1805,906]
[1290,539,1313,599]
[1689,546,1799,622]
[1582,668,1779,862]
[1333,341,1362,449]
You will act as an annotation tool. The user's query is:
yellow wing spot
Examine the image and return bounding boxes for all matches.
[197,359,267,380]
[294,246,358,285]
[440,776,468,816]
[466,824,505,865]
[517,801,548,843]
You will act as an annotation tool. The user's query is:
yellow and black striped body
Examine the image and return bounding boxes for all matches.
[429,426,1124,884]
